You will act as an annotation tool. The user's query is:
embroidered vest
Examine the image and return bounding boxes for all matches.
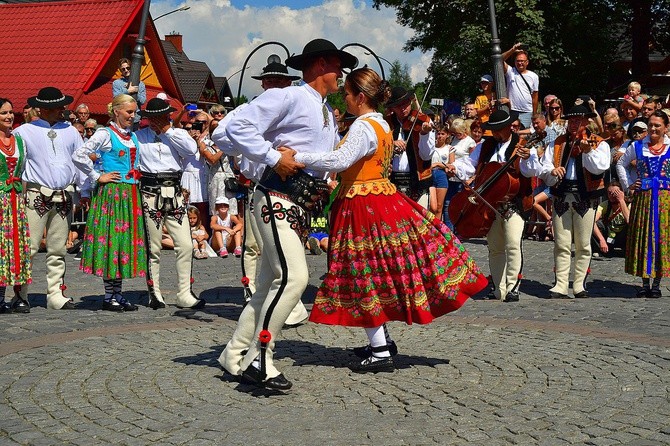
[101,128,141,184]
[0,134,25,193]
[338,118,397,198]
[551,134,606,199]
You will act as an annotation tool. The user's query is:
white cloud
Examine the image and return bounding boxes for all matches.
[152,0,432,99]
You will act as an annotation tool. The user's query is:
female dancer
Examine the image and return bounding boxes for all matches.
[0,98,31,313]
[293,68,487,373]
[618,111,670,297]
[72,94,148,311]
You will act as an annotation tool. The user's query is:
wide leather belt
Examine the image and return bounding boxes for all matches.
[139,172,182,188]
[259,168,329,215]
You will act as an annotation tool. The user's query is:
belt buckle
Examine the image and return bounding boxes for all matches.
[162,179,175,187]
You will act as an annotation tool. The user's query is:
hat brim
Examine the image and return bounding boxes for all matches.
[139,106,177,117]
[562,111,597,119]
[385,91,415,109]
[286,49,358,71]
[481,110,519,131]
[250,73,302,81]
[27,94,74,109]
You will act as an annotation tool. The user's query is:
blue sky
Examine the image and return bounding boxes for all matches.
[151,1,431,98]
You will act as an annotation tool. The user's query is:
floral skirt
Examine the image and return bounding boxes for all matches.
[0,190,32,286]
[625,189,670,278]
[309,191,487,327]
[80,183,148,280]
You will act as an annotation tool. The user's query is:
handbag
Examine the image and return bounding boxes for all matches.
[224,176,242,193]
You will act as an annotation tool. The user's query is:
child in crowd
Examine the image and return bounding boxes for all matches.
[306,215,330,255]
[210,197,243,258]
[623,81,645,113]
[188,206,213,259]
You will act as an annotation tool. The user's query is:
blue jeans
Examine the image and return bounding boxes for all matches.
[442,181,463,231]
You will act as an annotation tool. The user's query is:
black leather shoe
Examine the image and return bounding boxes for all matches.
[0,302,12,314]
[102,300,124,312]
[503,291,519,302]
[349,356,395,374]
[650,288,662,298]
[148,296,165,310]
[11,298,30,313]
[574,290,589,299]
[120,301,138,311]
[549,291,570,299]
[176,298,206,310]
[636,288,650,298]
[60,300,76,310]
[241,365,293,390]
[486,289,497,300]
[353,341,398,359]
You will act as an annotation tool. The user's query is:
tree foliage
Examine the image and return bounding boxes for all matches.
[388,60,413,91]
[372,0,669,103]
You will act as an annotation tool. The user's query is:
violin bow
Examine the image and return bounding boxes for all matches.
[406,79,434,134]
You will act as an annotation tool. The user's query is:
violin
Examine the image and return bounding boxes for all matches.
[570,128,605,157]
[402,109,432,133]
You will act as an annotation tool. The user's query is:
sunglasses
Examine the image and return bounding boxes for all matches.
[194,120,208,124]
[549,106,561,110]
[211,111,224,115]
[632,129,646,134]
[84,127,95,132]
[606,123,618,129]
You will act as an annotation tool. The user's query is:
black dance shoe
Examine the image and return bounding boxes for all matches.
[148,296,166,310]
[11,298,30,313]
[102,300,124,312]
[636,288,651,298]
[574,290,589,299]
[503,291,520,302]
[650,288,662,298]
[353,341,398,359]
[549,291,570,299]
[349,356,395,374]
[241,365,293,390]
[0,302,11,314]
[120,301,138,311]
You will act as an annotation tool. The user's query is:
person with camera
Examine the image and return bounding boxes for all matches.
[14,87,88,310]
[181,111,211,234]
[134,98,205,310]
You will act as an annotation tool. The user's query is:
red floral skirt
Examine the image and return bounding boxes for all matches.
[309,191,487,327]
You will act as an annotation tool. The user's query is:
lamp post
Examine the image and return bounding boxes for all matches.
[236,42,291,104]
[488,0,508,112]
[153,5,190,21]
[128,0,152,103]
[220,66,249,108]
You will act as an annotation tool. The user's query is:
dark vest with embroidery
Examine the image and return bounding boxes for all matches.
[551,134,607,200]
[387,116,432,182]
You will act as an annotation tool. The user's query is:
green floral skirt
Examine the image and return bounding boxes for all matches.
[80,183,147,280]
[0,190,31,286]
[625,189,670,278]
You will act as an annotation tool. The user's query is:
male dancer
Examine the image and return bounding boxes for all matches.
[211,58,309,325]
[135,98,205,310]
[446,109,543,302]
[219,39,357,390]
[539,103,610,298]
[15,87,86,310]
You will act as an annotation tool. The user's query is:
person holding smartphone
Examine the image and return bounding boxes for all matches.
[112,58,146,126]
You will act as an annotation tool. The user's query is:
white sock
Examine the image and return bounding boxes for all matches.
[364,326,391,358]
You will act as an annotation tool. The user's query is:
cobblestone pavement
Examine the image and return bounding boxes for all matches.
[1,239,668,445]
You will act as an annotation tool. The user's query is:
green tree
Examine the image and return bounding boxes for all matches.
[388,60,413,91]
[372,0,669,102]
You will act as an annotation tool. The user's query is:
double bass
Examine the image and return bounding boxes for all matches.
[448,131,546,239]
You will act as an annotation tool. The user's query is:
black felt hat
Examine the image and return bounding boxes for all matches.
[251,62,301,81]
[481,109,519,131]
[285,39,358,71]
[562,104,596,119]
[140,98,177,116]
[385,86,414,108]
[27,87,73,109]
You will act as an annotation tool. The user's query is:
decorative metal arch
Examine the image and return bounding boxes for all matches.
[236,41,291,105]
[340,43,386,80]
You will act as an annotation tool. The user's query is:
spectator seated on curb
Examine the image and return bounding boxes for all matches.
[591,181,629,257]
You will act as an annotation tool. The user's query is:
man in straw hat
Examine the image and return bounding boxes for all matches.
[134,97,206,310]
[445,109,544,302]
[218,39,357,390]
[211,57,310,329]
[14,86,87,311]
[538,102,610,299]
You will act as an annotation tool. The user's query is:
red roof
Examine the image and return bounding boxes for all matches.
[0,0,181,117]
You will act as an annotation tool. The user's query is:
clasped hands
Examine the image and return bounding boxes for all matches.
[274,146,305,181]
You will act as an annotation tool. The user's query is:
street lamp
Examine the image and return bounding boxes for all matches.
[153,5,190,21]
[487,0,508,112]
[220,66,250,107]
[365,52,392,68]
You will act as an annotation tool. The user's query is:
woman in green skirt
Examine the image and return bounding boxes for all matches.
[72,94,147,311]
[618,111,670,297]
